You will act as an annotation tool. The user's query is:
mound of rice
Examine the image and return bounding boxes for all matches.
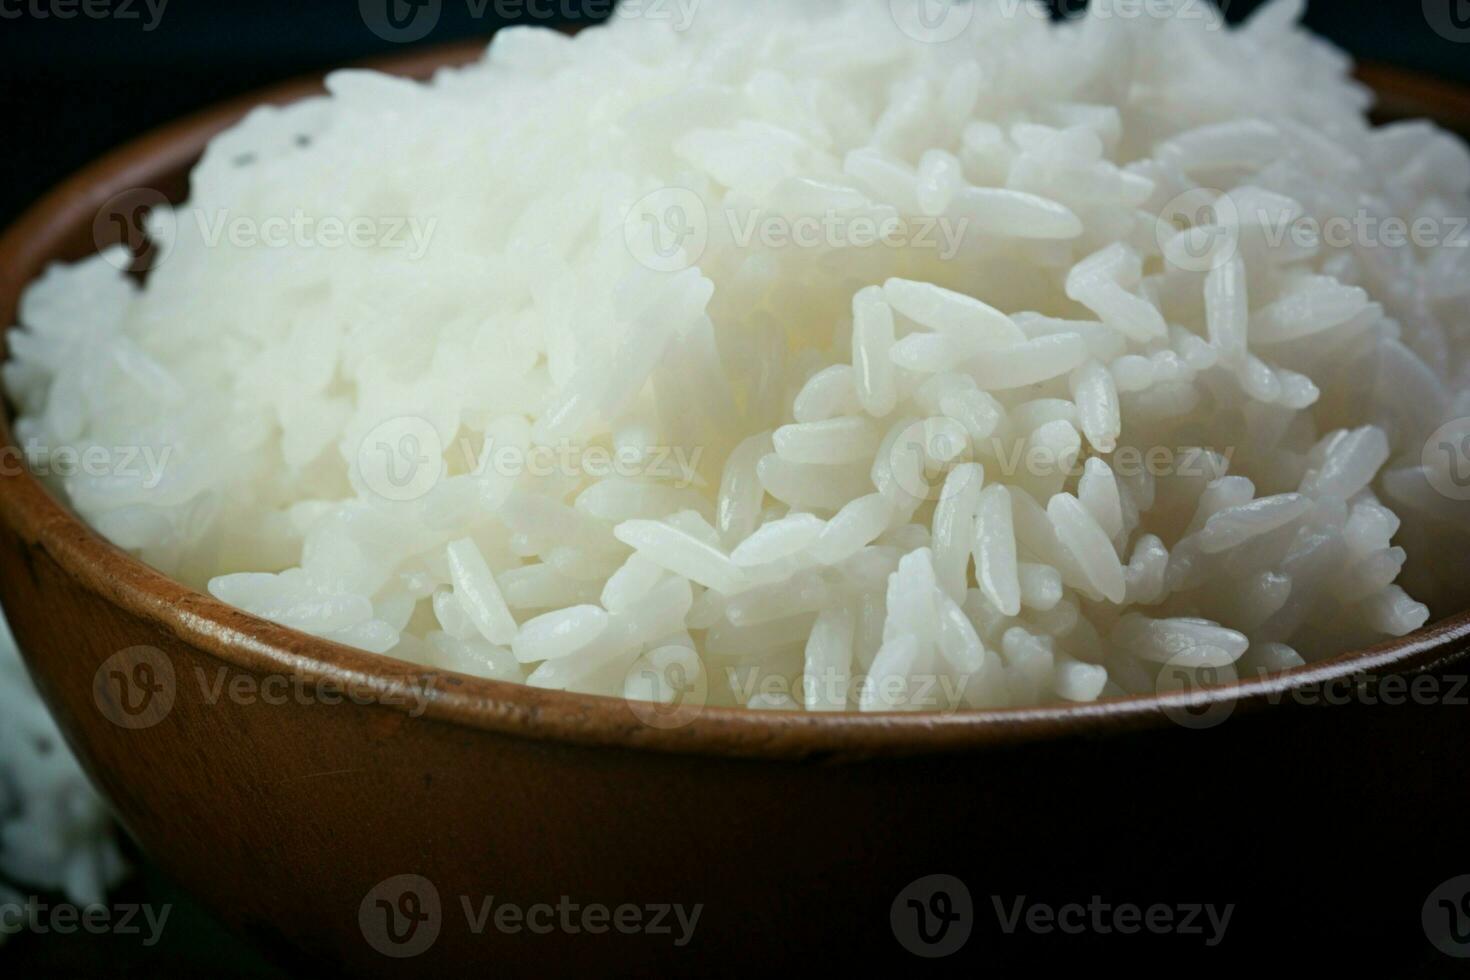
[6,0,1470,712]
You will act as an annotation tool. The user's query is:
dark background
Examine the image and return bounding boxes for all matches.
[0,0,1467,975]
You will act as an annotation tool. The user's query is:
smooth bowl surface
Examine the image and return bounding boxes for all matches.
[2,42,1469,974]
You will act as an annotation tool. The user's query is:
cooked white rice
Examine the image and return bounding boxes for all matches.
[0,616,126,940]
[7,0,1470,713]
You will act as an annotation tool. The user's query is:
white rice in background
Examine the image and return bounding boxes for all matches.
[0,616,127,942]
[6,0,1470,713]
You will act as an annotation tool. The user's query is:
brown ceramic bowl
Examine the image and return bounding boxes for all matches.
[2,42,1470,976]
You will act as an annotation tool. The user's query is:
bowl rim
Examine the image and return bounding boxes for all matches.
[3,40,1469,762]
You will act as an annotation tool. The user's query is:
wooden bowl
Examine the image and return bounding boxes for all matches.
[2,42,1469,975]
